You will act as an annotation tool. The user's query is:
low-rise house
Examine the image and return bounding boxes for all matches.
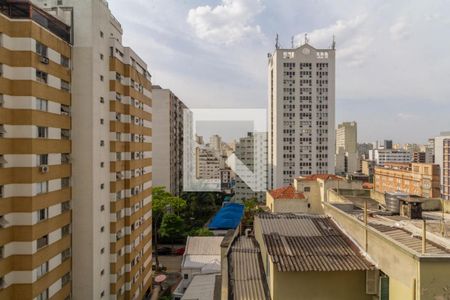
[173,236,224,299]
[254,213,375,300]
[181,273,220,300]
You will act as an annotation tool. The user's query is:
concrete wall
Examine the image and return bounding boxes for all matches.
[271,268,371,300]
[419,259,450,299]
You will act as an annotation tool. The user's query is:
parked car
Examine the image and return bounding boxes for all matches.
[175,247,185,255]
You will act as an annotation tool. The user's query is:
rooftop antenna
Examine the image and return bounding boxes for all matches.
[291,36,294,48]
[304,33,309,45]
[331,34,336,49]
[275,33,280,49]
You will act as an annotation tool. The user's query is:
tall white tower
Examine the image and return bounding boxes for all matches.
[268,41,335,189]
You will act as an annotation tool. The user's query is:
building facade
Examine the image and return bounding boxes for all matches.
[369,149,412,165]
[435,132,450,200]
[233,132,267,202]
[374,163,441,198]
[152,86,187,195]
[335,121,359,174]
[268,42,335,189]
[195,146,220,180]
[27,0,152,299]
[0,2,72,299]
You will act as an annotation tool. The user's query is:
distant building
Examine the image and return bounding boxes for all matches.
[361,159,376,179]
[435,132,450,200]
[234,132,268,202]
[152,86,188,195]
[374,163,441,198]
[335,121,359,175]
[384,140,393,150]
[268,42,336,189]
[196,146,221,180]
[209,134,222,153]
[413,151,426,163]
[369,148,412,165]
[358,142,374,159]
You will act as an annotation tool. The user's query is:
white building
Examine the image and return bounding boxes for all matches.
[369,149,412,165]
[174,236,223,299]
[234,132,268,202]
[268,41,335,189]
[335,121,359,174]
[435,132,450,200]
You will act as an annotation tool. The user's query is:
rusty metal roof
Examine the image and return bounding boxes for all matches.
[257,213,374,272]
[229,236,270,300]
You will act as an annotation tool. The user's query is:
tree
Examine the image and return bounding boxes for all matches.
[152,186,186,271]
[159,213,185,251]
[243,198,260,227]
[190,227,214,236]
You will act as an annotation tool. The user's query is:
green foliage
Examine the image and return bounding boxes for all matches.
[159,213,185,241]
[243,198,260,227]
[153,186,187,218]
[181,192,221,230]
[190,227,214,236]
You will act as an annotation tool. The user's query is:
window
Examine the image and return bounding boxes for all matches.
[100,248,105,254]
[61,177,70,188]
[36,261,49,278]
[61,248,71,261]
[100,118,104,125]
[100,205,105,211]
[100,140,104,146]
[100,269,104,276]
[37,181,49,194]
[60,55,70,68]
[61,201,70,212]
[36,70,48,84]
[61,104,70,116]
[36,98,48,111]
[100,53,104,60]
[37,235,49,249]
[57,0,63,5]
[100,31,104,38]
[36,288,49,300]
[61,224,70,236]
[100,75,104,81]
[183,274,188,280]
[0,124,5,138]
[100,97,104,103]
[37,208,48,222]
[0,185,3,198]
[304,186,311,192]
[37,127,48,138]
[100,226,105,232]
[36,41,48,57]
[100,162,104,168]
[38,154,48,166]
[61,80,70,92]
[62,272,70,286]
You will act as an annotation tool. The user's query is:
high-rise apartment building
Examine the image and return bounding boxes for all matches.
[335,121,359,174]
[152,86,187,195]
[234,132,268,202]
[0,2,72,299]
[268,41,335,189]
[435,132,450,200]
[1,0,154,299]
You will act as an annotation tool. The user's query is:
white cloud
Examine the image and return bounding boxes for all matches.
[187,0,264,45]
[294,15,372,66]
[389,18,411,41]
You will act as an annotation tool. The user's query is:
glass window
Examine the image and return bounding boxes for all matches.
[37,208,48,222]
[37,127,48,138]
[37,181,49,194]
[36,98,48,111]
[36,41,48,57]
[36,261,48,278]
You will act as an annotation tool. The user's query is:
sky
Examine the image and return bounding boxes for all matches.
[108,0,450,144]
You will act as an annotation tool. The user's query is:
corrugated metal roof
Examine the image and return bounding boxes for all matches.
[229,236,270,300]
[185,236,224,255]
[182,273,218,300]
[257,213,374,272]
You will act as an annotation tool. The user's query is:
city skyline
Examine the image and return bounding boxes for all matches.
[108,0,450,144]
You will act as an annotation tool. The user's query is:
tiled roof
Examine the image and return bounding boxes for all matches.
[257,213,374,272]
[229,236,270,300]
[299,174,343,181]
[269,185,305,200]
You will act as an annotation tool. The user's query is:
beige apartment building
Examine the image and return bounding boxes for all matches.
[335,121,359,174]
[152,86,187,195]
[268,41,336,189]
[0,0,153,299]
[0,2,72,299]
[435,132,450,200]
[374,163,441,198]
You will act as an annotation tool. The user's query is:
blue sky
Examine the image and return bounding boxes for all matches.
[108,0,450,143]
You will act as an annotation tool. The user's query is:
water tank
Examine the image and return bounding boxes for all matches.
[385,192,408,214]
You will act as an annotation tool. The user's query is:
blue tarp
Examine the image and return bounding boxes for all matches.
[208,202,244,230]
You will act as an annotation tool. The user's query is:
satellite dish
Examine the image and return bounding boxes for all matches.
[155,274,167,283]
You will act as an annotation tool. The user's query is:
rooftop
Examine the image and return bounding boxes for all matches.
[257,213,374,272]
[228,236,270,300]
[298,174,343,181]
[182,236,223,271]
[269,185,305,200]
[181,273,219,300]
[208,203,244,230]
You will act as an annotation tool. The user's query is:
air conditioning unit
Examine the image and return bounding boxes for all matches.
[40,56,49,64]
[116,94,122,101]
[39,165,49,173]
